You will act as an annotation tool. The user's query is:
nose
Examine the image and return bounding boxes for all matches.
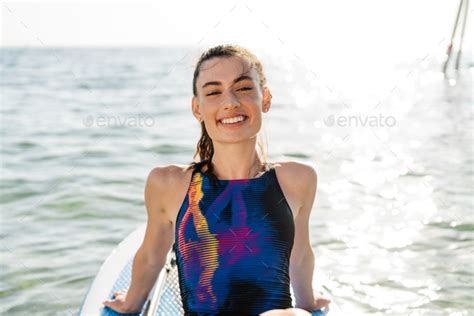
[221,90,241,109]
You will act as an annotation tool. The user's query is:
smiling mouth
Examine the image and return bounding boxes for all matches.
[217,115,249,125]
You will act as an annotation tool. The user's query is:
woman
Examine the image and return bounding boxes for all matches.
[103,44,331,315]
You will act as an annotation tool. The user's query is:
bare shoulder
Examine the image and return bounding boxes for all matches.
[272,161,318,218]
[140,164,192,264]
[147,164,192,186]
[272,160,317,187]
[145,164,194,221]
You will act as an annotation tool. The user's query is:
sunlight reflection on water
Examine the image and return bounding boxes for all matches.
[1,47,472,315]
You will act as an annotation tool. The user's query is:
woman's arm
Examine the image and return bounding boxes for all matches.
[103,167,176,313]
[289,164,330,311]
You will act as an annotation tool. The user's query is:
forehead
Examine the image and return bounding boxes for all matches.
[197,56,258,87]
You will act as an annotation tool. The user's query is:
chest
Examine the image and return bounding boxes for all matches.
[169,168,300,227]
[183,181,292,221]
[174,177,296,270]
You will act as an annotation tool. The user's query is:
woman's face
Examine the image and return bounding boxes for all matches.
[192,56,272,144]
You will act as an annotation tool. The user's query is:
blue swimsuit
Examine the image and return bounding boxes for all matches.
[174,163,295,315]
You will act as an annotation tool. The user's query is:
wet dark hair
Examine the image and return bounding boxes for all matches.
[187,44,268,185]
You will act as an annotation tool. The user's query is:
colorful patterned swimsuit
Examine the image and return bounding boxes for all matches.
[174,163,295,315]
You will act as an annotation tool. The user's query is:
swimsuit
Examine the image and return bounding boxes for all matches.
[174,163,295,315]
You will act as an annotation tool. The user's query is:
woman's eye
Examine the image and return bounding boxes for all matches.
[206,91,221,96]
[238,87,253,91]
[206,87,252,96]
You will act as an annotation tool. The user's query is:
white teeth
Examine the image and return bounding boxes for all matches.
[220,115,245,124]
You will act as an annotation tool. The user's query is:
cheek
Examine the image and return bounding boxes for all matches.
[198,100,220,114]
[245,90,261,100]
[238,93,263,107]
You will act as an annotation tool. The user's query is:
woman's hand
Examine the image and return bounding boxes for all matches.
[102,289,142,314]
[312,289,331,310]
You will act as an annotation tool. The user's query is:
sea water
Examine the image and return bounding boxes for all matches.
[1,47,472,315]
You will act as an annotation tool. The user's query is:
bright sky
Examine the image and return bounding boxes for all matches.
[2,1,468,57]
[4,1,470,100]
[2,1,471,125]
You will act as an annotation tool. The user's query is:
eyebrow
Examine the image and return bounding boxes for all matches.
[201,75,253,89]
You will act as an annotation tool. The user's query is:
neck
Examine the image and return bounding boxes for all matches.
[207,139,264,180]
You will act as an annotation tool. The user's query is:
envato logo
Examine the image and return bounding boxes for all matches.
[82,114,155,128]
[324,114,396,128]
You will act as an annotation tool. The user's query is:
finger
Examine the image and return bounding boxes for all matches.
[314,298,331,309]
[103,297,116,305]
[314,299,329,306]
[114,290,126,296]
[103,299,119,308]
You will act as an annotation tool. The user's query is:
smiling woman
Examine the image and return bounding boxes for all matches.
[189,45,272,184]
[101,44,333,315]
